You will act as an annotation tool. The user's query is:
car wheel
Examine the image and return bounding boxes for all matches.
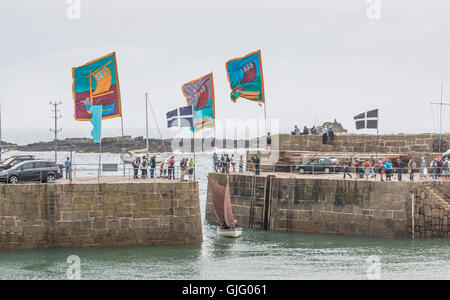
[47,174,56,184]
[299,168,305,174]
[324,168,330,174]
[9,175,18,184]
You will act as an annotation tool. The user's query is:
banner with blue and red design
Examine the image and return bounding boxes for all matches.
[225,50,265,103]
[182,73,215,132]
[72,52,122,121]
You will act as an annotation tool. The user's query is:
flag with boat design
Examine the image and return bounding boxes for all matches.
[72,52,122,121]
[182,73,215,132]
[225,50,265,103]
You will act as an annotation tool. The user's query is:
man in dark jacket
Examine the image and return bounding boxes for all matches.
[149,156,156,178]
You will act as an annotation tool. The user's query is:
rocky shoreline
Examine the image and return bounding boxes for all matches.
[2,136,255,153]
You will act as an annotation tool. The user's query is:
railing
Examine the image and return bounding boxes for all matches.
[220,162,450,181]
[1,164,192,184]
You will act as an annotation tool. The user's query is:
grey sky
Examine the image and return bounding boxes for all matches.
[1,0,450,140]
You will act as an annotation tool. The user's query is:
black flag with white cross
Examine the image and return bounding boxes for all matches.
[354,109,378,129]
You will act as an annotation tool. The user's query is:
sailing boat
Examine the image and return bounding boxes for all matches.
[208,176,243,238]
[120,93,165,164]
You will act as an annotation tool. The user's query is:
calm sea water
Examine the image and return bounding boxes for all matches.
[0,150,449,280]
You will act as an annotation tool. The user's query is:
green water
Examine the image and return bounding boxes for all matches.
[1,224,449,280]
[1,151,449,279]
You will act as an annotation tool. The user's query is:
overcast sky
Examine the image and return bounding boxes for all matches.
[1,0,450,140]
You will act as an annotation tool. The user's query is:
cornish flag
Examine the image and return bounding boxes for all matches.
[167,105,193,128]
[354,109,378,129]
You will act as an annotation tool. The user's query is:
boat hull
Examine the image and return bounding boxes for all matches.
[217,227,243,238]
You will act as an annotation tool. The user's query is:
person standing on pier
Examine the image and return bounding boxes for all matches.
[213,152,219,172]
[253,154,260,175]
[231,154,236,172]
[149,155,156,178]
[370,156,376,178]
[266,132,272,150]
[168,156,175,180]
[180,158,186,181]
[378,158,384,181]
[322,127,328,144]
[420,157,427,180]
[188,158,195,181]
[328,127,335,145]
[133,157,140,179]
[431,158,438,180]
[395,158,405,181]
[239,155,244,173]
[159,160,165,178]
[140,156,148,179]
[363,160,371,180]
[408,158,416,181]
[64,157,72,179]
[343,159,352,179]
[443,157,449,180]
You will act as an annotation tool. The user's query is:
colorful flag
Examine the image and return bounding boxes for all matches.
[90,105,102,143]
[72,52,122,121]
[166,106,194,128]
[182,73,215,132]
[225,50,265,103]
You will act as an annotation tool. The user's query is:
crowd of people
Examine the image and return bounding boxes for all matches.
[132,155,195,181]
[342,155,449,181]
[291,125,335,145]
[212,153,245,174]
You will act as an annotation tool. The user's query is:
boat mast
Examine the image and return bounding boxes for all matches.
[431,83,450,152]
[145,92,149,153]
[0,103,2,161]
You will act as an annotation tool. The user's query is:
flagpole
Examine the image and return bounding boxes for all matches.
[145,92,149,153]
[376,109,380,160]
[193,129,196,181]
[98,139,102,180]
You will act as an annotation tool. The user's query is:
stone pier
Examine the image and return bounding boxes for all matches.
[0,180,203,250]
[206,173,450,239]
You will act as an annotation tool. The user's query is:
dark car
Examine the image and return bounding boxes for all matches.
[0,160,62,184]
[296,157,341,174]
[0,155,35,171]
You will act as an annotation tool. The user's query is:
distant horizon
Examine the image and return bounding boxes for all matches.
[1,126,447,146]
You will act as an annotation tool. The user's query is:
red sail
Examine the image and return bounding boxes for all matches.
[240,61,257,85]
[208,177,226,224]
[224,177,236,229]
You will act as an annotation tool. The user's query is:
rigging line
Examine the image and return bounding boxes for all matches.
[147,94,167,153]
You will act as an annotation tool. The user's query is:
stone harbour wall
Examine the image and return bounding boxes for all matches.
[0,181,202,250]
[412,181,450,238]
[276,133,450,153]
[206,173,269,229]
[206,173,450,239]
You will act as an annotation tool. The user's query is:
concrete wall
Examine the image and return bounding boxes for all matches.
[206,173,450,239]
[276,133,450,153]
[0,182,202,250]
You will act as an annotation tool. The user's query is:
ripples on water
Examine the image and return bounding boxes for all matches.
[0,150,449,279]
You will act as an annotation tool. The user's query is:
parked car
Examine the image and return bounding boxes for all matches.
[0,160,62,184]
[443,149,450,160]
[0,155,35,171]
[296,157,341,174]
